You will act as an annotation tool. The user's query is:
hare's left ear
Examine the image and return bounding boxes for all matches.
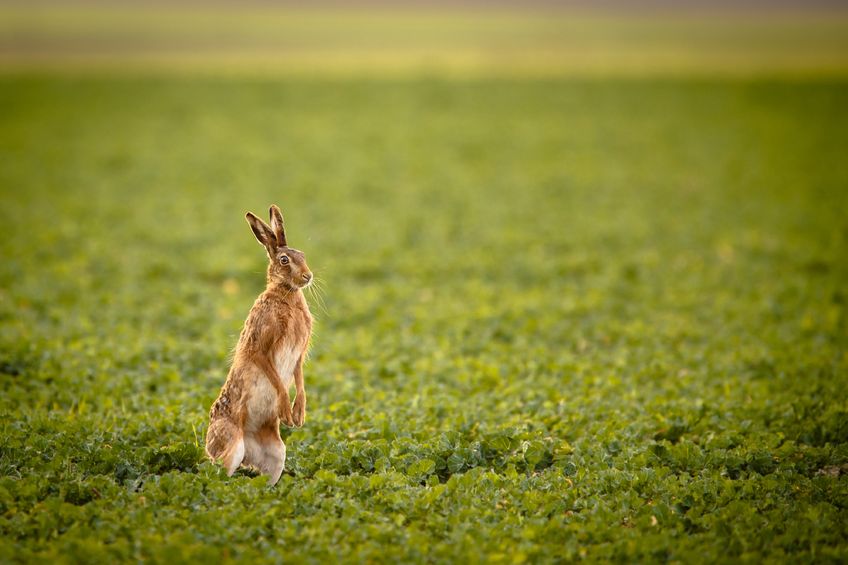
[269,205,287,247]
[246,211,277,256]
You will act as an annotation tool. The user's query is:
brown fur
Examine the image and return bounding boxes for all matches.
[205,205,313,485]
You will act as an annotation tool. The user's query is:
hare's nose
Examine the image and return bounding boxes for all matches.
[302,273,312,282]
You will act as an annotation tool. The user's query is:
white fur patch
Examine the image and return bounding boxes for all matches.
[275,343,299,390]
[245,374,277,432]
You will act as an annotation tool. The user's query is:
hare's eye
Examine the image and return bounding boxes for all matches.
[280,256,289,265]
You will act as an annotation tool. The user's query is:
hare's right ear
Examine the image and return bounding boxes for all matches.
[245,212,277,255]
[269,205,287,247]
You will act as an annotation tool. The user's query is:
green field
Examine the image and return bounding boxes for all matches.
[1,7,848,563]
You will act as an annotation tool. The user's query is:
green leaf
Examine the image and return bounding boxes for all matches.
[407,458,436,478]
[523,441,547,466]
[447,453,466,474]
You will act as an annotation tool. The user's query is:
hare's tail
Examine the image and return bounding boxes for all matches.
[206,417,245,476]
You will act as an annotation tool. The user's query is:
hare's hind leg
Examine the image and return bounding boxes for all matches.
[245,424,286,486]
[242,427,284,485]
[263,438,286,486]
[206,418,245,477]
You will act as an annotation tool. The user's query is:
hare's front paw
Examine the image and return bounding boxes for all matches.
[278,399,295,427]
[293,393,307,427]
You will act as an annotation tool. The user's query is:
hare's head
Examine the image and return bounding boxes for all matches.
[246,205,313,290]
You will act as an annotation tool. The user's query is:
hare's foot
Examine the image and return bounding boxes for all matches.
[244,427,286,486]
[278,397,295,428]
[264,441,286,486]
[292,393,306,428]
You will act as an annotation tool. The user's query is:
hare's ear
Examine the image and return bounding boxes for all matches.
[246,212,277,254]
[269,204,286,247]
[269,205,287,247]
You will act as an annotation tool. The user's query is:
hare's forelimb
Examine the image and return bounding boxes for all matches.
[292,355,307,428]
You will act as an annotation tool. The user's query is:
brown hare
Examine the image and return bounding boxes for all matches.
[205,205,313,485]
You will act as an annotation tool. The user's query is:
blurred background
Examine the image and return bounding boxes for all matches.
[2,0,848,75]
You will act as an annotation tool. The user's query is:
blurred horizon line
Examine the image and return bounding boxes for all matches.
[2,3,848,77]
[4,0,848,12]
